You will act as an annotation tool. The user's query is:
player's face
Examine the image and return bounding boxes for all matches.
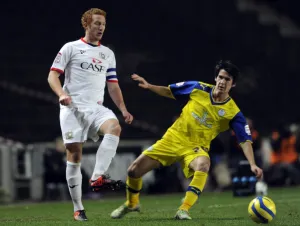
[215,69,235,93]
[87,14,106,41]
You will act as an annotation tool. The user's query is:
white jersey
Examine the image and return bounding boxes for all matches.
[50,38,118,106]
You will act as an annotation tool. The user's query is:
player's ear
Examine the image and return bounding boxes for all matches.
[214,77,217,82]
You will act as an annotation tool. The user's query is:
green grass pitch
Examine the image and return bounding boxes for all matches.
[0,187,299,226]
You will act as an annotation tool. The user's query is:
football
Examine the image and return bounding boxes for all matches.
[248,196,276,223]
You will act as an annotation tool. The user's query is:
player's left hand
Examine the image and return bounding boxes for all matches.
[122,111,133,124]
[250,164,263,180]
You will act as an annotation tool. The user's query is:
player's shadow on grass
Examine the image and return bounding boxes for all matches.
[137,218,185,222]
[200,217,244,221]
[138,217,244,222]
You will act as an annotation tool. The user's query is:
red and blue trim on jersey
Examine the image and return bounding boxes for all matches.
[106,68,118,83]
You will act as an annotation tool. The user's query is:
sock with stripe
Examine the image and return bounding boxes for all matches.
[180,171,208,211]
[125,176,142,208]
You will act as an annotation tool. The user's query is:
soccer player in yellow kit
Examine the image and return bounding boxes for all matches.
[111,60,263,220]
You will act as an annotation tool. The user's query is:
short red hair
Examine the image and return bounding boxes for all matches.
[81,8,106,30]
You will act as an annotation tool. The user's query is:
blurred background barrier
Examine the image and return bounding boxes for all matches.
[1,133,299,203]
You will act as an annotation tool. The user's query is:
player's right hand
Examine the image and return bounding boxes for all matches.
[131,74,150,89]
[59,94,72,106]
[250,164,263,180]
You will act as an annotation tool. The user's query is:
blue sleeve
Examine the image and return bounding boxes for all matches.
[229,112,252,144]
[169,81,201,100]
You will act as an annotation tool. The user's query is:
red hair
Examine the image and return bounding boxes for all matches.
[81,8,106,30]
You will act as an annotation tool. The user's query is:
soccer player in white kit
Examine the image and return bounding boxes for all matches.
[47,8,133,221]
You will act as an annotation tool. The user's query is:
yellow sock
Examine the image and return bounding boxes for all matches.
[180,171,208,211]
[125,176,142,208]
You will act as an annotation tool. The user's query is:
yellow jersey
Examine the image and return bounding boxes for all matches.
[163,81,252,151]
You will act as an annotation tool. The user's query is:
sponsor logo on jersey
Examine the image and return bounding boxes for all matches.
[80,58,106,72]
[92,58,102,64]
[192,111,213,128]
[80,50,86,54]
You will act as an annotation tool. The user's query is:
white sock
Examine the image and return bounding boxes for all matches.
[91,134,119,180]
[66,161,84,212]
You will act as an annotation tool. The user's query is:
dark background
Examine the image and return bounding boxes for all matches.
[1,0,300,143]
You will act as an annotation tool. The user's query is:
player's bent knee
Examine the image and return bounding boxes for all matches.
[195,163,210,173]
[190,157,210,173]
[110,123,121,136]
[127,162,142,178]
[101,120,122,136]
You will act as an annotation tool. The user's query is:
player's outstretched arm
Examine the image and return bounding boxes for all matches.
[48,70,71,106]
[131,74,174,99]
[240,141,263,180]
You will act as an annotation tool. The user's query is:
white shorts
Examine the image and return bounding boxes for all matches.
[60,105,118,144]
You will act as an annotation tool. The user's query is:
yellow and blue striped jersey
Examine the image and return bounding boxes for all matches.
[163,81,252,151]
